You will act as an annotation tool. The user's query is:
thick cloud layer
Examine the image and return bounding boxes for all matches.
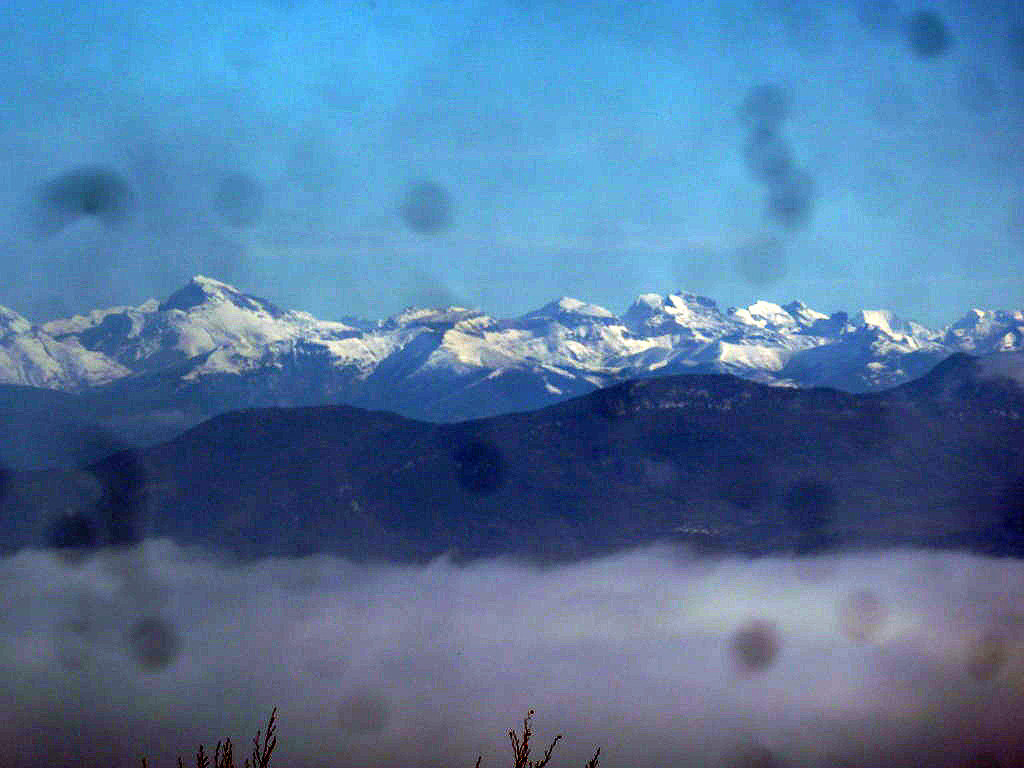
[3,542,1022,768]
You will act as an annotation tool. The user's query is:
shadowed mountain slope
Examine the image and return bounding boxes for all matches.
[2,352,1022,564]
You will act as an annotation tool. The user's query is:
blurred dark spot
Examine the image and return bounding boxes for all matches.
[55,616,91,671]
[731,619,780,673]
[719,470,773,511]
[744,128,794,184]
[904,10,953,58]
[795,557,838,583]
[765,168,815,230]
[338,689,390,734]
[868,79,916,125]
[1011,25,1024,71]
[966,753,1003,768]
[58,421,134,467]
[838,589,888,643]
[641,457,676,489]
[47,512,99,566]
[453,439,506,494]
[997,475,1024,553]
[400,180,453,234]
[725,742,783,768]
[203,234,247,284]
[966,633,1007,682]
[738,84,790,131]
[672,243,718,290]
[592,381,638,420]
[126,615,180,671]
[213,172,265,227]
[0,462,9,504]
[783,478,836,554]
[304,655,348,679]
[717,454,773,510]
[34,165,133,234]
[857,0,900,35]
[734,235,786,286]
[89,449,146,547]
[957,70,1000,114]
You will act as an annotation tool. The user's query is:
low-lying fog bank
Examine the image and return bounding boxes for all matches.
[2,542,1022,768]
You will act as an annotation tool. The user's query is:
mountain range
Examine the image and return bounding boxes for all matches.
[1,275,1022,451]
[1,276,1022,565]
[1,350,1023,564]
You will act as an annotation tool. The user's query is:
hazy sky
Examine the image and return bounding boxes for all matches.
[3,542,1023,768]
[2,0,1024,327]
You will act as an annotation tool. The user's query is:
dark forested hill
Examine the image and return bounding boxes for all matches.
[2,353,1022,564]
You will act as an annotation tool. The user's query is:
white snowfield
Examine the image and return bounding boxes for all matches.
[0,274,1021,397]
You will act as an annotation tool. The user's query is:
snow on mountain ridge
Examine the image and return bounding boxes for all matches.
[0,306,31,337]
[1,277,1022,416]
[517,297,618,327]
[944,309,1024,353]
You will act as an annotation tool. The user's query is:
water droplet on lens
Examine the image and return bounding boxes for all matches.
[34,165,133,234]
[47,512,99,565]
[731,619,780,673]
[966,633,1007,682]
[1011,25,1024,71]
[592,382,637,420]
[453,439,506,495]
[338,689,390,734]
[857,0,899,35]
[90,449,146,547]
[957,70,1000,114]
[783,478,836,554]
[967,753,1003,768]
[725,741,783,768]
[734,235,786,286]
[400,180,453,234]
[0,462,9,504]
[904,10,953,58]
[126,615,180,671]
[738,84,791,130]
[213,173,265,227]
[838,589,888,643]
[744,128,794,184]
[766,169,815,230]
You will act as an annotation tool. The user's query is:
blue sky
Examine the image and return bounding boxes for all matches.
[1,0,1023,327]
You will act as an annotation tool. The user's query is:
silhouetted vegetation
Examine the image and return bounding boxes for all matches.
[140,708,600,768]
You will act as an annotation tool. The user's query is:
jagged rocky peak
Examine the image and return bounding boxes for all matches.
[0,305,31,337]
[850,308,937,339]
[623,291,726,335]
[157,275,284,318]
[945,308,1024,344]
[729,299,827,331]
[941,310,1024,356]
[782,300,831,328]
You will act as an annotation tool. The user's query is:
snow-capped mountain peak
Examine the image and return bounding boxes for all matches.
[945,309,1024,351]
[0,306,32,338]
[853,309,905,337]
[728,299,829,332]
[516,296,618,328]
[1,276,1022,422]
[158,274,284,318]
[382,306,485,330]
[623,291,727,337]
